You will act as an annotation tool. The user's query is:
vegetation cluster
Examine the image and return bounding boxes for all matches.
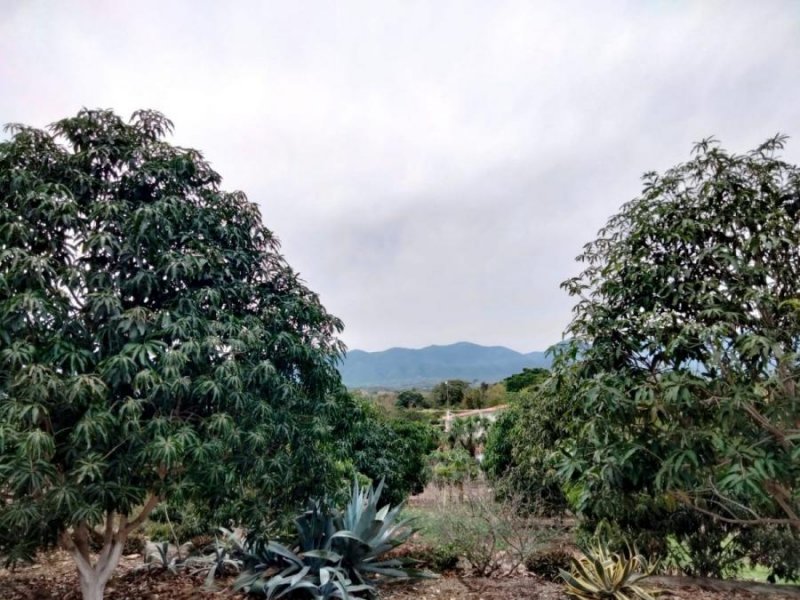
[483,135,800,584]
[2,109,799,600]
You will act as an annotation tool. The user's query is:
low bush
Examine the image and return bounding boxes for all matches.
[400,543,461,573]
[524,548,573,581]
[424,492,554,577]
[740,526,800,583]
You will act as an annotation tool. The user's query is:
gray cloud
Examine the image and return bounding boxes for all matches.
[2,0,799,351]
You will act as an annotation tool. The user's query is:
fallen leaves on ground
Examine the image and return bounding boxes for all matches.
[2,550,798,600]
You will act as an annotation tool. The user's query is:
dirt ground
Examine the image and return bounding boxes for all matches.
[2,550,799,600]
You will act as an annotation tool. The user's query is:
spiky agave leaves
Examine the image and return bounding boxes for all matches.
[560,543,660,600]
[330,478,423,584]
[235,540,371,599]
[235,479,431,598]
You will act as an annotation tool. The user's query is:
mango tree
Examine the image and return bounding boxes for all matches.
[0,110,345,599]
[548,136,800,574]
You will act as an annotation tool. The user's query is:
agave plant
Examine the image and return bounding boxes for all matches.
[235,479,429,598]
[183,528,246,588]
[560,543,660,600]
[236,539,372,599]
[143,541,182,574]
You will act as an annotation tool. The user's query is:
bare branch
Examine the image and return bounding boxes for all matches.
[124,493,159,535]
[674,489,800,530]
[765,480,800,526]
[742,402,793,449]
[73,521,92,564]
[686,501,798,527]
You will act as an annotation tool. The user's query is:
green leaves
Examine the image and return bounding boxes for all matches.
[538,136,800,575]
[0,108,346,565]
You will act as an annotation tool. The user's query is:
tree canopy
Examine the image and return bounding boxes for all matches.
[0,109,345,598]
[540,135,800,575]
[557,135,800,519]
[329,393,439,505]
[503,368,549,393]
[431,379,469,407]
[395,389,428,409]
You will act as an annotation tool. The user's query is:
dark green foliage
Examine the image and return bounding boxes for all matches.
[503,368,549,393]
[534,136,800,575]
[395,390,428,409]
[740,526,800,582]
[387,418,440,496]
[431,380,469,407]
[482,390,568,514]
[235,480,426,599]
[463,382,489,409]
[330,394,439,505]
[445,415,489,458]
[481,409,514,480]
[145,500,210,542]
[524,548,573,581]
[408,543,460,572]
[581,515,746,578]
[0,110,345,572]
[428,447,479,490]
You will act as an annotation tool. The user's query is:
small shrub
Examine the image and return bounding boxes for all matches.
[426,544,460,572]
[142,521,173,543]
[123,533,146,555]
[741,526,800,583]
[428,492,554,577]
[405,543,460,572]
[525,548,573,581]
[148,501,208,540]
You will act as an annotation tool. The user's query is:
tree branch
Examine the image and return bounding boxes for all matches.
[687,500,798,527]
[675,489,800,529]
[764,480,800,529]
[742,402,792,449]
[124,493,159,535]
[73,521,92,564]
[98,510,119,566]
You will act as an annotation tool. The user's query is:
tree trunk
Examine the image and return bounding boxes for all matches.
[72,540,125,600]
[78,576,107,600]
[61,496,160,600]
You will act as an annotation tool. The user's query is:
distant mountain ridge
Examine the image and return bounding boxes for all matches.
[339,341,552,389]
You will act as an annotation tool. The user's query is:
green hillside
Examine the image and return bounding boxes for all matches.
[340,341,551,388]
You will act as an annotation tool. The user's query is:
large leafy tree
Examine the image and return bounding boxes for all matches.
[547,136,800,573]
[330,393,439,505]
[482,390,569,515]
[0,109,345,599]
[431,379,469,407]
[395,389,428,409]
[503,367,549,393]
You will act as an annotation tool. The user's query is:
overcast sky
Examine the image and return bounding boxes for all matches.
[2,1,799,352]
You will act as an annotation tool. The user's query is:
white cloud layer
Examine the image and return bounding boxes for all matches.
[2,0,799,351]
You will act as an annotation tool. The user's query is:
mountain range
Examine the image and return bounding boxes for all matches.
[339,341,552,389]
